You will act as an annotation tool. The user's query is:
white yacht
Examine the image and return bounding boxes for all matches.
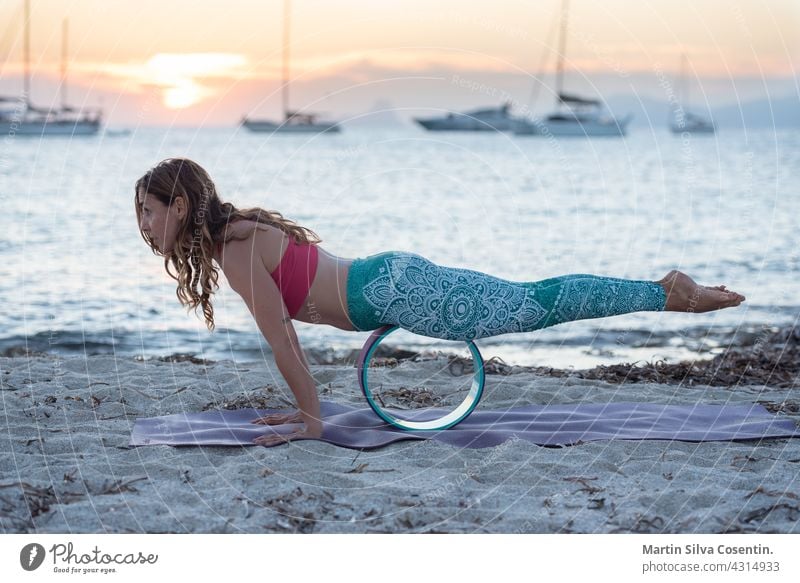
[414,102,519,132]
[0,104,102,136]
[671,112,715,134]
[0,3,102,136]
[242,0,340,134]
[515,94,631,136]
[670,54,715,134]
[242,111,339,134]
[515,0,630,138]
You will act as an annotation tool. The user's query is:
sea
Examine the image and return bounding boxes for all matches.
[1,125,797,369]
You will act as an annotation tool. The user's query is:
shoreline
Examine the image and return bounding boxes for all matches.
[0,324,797,533]
[2,318,794,370]
[4,322,796,385]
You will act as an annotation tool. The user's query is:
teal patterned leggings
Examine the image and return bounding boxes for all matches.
[346,251,667,341]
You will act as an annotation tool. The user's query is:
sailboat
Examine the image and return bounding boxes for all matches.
[670,54,715,134]
[242,0,340,134]
[0,2,102,136]
[413,102,519,132]
[515,0,630,137]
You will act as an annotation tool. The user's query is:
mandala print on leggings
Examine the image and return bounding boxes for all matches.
[361,253,548,340]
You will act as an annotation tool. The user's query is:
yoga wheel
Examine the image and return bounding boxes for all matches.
[356,325,485,431]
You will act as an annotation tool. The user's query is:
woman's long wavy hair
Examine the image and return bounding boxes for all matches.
[134,158,322,331]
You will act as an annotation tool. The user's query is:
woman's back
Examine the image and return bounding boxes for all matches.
[215,220,356,329]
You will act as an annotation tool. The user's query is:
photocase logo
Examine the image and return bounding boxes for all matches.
[20,543,46,571]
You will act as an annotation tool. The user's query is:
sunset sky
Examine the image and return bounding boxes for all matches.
[0,0,796,126]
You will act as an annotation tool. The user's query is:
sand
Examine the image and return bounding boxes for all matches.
[1,336,798,534]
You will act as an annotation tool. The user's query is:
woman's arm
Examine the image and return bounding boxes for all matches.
[266,341,322,441]
[220,238,323,445]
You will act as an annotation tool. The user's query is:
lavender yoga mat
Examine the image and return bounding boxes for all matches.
[129,400,800,449]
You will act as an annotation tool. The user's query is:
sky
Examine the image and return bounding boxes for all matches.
[0,0,797,126]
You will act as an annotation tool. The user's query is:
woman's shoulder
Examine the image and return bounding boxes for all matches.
[216,220,297,271]
[218,220,282,246]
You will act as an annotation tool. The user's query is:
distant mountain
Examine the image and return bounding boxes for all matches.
[340,99,408,128]
[604,93,799,129]
[711,95,799,129]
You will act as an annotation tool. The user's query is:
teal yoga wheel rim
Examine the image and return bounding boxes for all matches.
[356,325,485,431]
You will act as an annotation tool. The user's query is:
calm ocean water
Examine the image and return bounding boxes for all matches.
[1,126,797,368]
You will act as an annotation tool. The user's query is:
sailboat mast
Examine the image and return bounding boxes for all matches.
[61,18,68,111]
[555,0,569,105]
[23,0,30,103]
[682,53,690,110]
[282,0,290,119]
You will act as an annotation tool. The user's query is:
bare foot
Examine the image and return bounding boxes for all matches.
[655,270,746,313]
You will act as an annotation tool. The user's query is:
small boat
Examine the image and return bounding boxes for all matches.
[0,3,102,136]
[515,93,631,137]
[414,102,518,132]
[669,54,715,134]
[242,111,339,134]
[242,0,340,134]
[514,0,630,137]
[0,103,102,136]
[104,128,133,137]
[672,112,715,134]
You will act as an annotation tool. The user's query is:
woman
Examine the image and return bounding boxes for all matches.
[135,158,746,446]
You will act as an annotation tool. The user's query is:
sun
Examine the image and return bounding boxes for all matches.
[143,53,247,109]
[163,80,204,110]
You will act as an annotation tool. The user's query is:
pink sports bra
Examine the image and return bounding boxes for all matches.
[216,236,319,318]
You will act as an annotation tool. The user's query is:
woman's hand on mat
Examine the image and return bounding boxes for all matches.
[252,416,323,446]
[250,410,304,425]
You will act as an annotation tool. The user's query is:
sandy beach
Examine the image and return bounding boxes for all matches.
[1,325,798,534]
